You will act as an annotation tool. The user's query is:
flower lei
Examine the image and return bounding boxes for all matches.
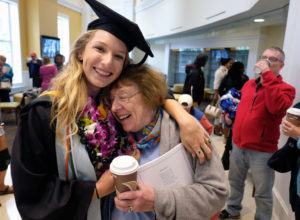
[77,96,139,179]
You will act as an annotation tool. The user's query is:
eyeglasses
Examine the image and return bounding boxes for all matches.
[259,56,283,63]
[110,92,140,105]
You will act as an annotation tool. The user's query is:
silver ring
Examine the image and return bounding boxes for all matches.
[128,206,133,213]
[196,149,202,155]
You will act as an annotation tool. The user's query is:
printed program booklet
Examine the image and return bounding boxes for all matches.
[137,143,194,188]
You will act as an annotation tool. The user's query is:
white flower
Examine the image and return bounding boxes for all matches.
[84,123,97,135]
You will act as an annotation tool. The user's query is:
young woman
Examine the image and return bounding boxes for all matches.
[11,1,211,219]
[212,57,233,136]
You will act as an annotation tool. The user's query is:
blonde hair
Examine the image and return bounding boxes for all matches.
[51,30,130,143]
[109,65,167,111]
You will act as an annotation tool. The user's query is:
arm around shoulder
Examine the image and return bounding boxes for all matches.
[163,99,212,163]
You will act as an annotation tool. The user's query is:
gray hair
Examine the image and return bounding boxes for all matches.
[266,46,285,62]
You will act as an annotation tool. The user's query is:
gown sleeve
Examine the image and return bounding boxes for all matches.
[11,101,95,220]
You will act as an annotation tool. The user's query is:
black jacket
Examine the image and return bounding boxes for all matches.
[268,102,300,211]
[218,74,248,97]
[183,67,205,104]
[11,96,94,220]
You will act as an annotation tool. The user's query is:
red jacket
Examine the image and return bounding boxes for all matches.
[232,71,295,152]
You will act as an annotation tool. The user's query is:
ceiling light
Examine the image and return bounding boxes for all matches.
[254,18,265,23]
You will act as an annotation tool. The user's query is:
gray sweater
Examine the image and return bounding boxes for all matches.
[154,110,229,220]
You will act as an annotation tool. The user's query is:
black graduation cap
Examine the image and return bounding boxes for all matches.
[85,0,154,65]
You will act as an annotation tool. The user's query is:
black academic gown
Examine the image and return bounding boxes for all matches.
[11,96,95,220]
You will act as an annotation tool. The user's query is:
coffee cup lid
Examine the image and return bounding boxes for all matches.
[287,108,300,116]
[110,155,139,175]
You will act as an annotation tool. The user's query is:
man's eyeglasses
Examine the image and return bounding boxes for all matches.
[110,92,140,105]
[259,56,283,63]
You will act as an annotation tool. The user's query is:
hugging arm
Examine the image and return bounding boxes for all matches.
[163,99,212,163]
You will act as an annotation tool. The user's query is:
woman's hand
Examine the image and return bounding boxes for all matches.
[114,182,155,212]
[96,170,115,199]
[179,113,212,163]
[282,120,300,140]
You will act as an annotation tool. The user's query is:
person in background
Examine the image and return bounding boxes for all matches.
[0,124,13,197]
[26,52,42,88]
[11,0,212,219]
[183,53,208,107]
[212,58,233,136]
[218,61,248,97]
[0,55,13,84]
[267,102,300,220]
[40,56,58,91]
[219,46,295,220]
[109,64,228,219]
[178,94,213,135]
[183,63,193,95]
[54,53,65,73]
[218,61,249,167]
[0,55,14,102]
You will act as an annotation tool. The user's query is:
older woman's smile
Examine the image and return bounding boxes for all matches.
[110,83,155,132]
[117,114,131,120]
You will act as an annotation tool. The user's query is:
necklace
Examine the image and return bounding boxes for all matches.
[77,96,139,179]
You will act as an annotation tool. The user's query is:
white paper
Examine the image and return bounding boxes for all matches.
[137,143,193,188]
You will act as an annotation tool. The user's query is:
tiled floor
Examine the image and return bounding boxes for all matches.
[0,133,257,220]
[212,134,256,220]
[0,166,21,220]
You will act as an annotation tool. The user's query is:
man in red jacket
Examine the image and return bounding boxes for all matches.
[219,46,295,220]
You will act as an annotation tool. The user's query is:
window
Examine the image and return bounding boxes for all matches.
[168,47,249,88]
[57,13,70,62]
[0,0,22,84]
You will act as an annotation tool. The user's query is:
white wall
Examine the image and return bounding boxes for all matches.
[272,0,300,219]
[146,43,168,74]
[148,23,286,82]
[135,0,259,39]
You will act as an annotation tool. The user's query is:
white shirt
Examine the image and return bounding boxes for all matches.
[213,65,228,90]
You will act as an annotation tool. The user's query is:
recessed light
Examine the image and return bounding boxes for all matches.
[254,18,265,23]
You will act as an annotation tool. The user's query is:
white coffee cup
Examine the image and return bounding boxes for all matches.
[110,155,139,195]
[286,108,300,126]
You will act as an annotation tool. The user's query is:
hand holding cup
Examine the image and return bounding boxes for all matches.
[110,155,139,195]
[254,59,270,75]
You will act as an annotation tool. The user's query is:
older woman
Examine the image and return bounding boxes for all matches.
[108,65,229,220]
